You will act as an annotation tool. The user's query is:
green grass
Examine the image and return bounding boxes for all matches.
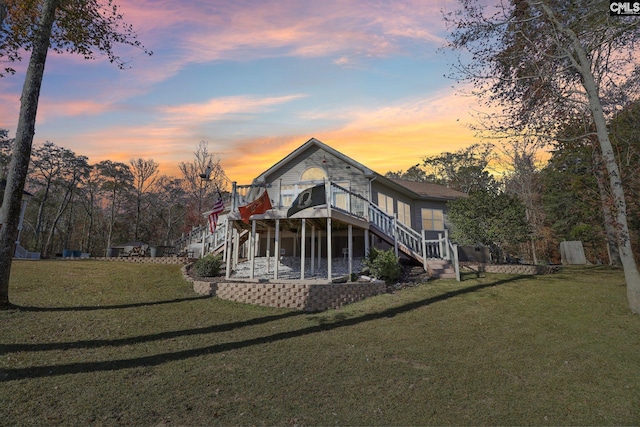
[2,261,640,426]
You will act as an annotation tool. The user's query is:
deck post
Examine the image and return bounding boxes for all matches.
[266,226,271,274]
[250,219,256,279]
[348,224,353,280]
[310,225,316,276]
[225,225,232,279]
[327,218,332,280]
[274,219,280,280]
[422,229,428,271]
[393,215,399,257]
[201,229,206,258]
[300,219,306,279]
[364,228,370,258]
[444,229,450,260]
[317,229,322,271]
[326,181,332,280]
[233,228,240,267]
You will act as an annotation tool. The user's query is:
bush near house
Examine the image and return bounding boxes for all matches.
[363,247,402,283]
[192,253,223,277]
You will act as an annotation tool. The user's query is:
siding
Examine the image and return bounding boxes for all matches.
[371,179,451,240]
[264,145,371,203]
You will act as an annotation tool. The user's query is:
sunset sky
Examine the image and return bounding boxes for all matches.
[0,0,488,185]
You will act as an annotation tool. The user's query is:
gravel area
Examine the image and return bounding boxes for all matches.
[232,256,364,280]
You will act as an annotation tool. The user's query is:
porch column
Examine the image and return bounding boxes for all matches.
[300,219,306,280]
[310,225,316,276]
[444,229,450,260]
[274,219,280,280]
[250,219,256,279]
[266,226,271,274]
[222,219,228,262]
[393,215,399,257]
[348,224,353,280]
[201,229,206,258]
[233,228,240,267]
[317,229,322,271]
[422,229,428,271]
[364,229,370,257]
[327,218,332,280]
[225,222,232,279]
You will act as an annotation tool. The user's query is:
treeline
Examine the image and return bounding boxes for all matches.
[386,103,640,266]
[0,136,228,258]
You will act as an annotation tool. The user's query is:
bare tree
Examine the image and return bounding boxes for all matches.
[445,0,640,313]
[178,141,228,228]
[96,160,133,255]
[129,158,159,241]
[501,139,545,264]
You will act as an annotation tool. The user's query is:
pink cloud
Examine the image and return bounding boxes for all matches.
[159,94,307,125]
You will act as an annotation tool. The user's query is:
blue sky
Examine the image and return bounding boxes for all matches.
[0,0,483,183]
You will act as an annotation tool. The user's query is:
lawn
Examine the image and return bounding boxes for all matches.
[1,260,640,426]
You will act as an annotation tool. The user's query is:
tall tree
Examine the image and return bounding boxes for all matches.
[421,143,497,194]
[96,160,132,255]
[445,0,640,313]
[0,0,150,308]
[42,151,89,257]
[31,141,69,250]
[129,158,159,242]
[179,141,228,228]
[447,189,531,262]
[501,139,545,264]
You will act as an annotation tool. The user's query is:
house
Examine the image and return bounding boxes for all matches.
[205,138,466,281]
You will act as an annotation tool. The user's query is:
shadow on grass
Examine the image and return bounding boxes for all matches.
[1,275,528,382]
[12,295,212,312]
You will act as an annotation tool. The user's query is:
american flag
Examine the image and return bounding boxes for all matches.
[208,195,225,233]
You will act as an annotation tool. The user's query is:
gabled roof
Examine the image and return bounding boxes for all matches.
[249,138,466,202]
[385,177,468,201]
[252,137,376,184]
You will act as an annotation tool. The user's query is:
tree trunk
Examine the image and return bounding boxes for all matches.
[0,0,59,308]
[592,146,622,266]
[576,47,640,313]
[538,1,640,313]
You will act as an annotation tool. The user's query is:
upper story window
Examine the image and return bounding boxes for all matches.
[378,193,394,216]
[301,167,327,182]
[397,200,411,226]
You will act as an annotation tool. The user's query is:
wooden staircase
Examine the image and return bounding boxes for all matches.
[425,259,457,280]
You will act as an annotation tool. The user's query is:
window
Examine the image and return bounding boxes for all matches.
[421,208,444,231]
[378,193,394,216]
[397,201,411,226]
[332,181,350,211]
[301,167,327,182]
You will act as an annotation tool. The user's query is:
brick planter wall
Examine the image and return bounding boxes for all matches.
[214,281,385,312]
[182,266,385,312]
[94,256,191,265]
[479,264,558,275]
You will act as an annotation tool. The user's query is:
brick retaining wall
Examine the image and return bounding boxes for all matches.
[183,266,385,312]
[465,264,558,275]
[94,256,191,265]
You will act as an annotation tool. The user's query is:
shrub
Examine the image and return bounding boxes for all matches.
[363,247,402,283]
[193,254,223,277]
